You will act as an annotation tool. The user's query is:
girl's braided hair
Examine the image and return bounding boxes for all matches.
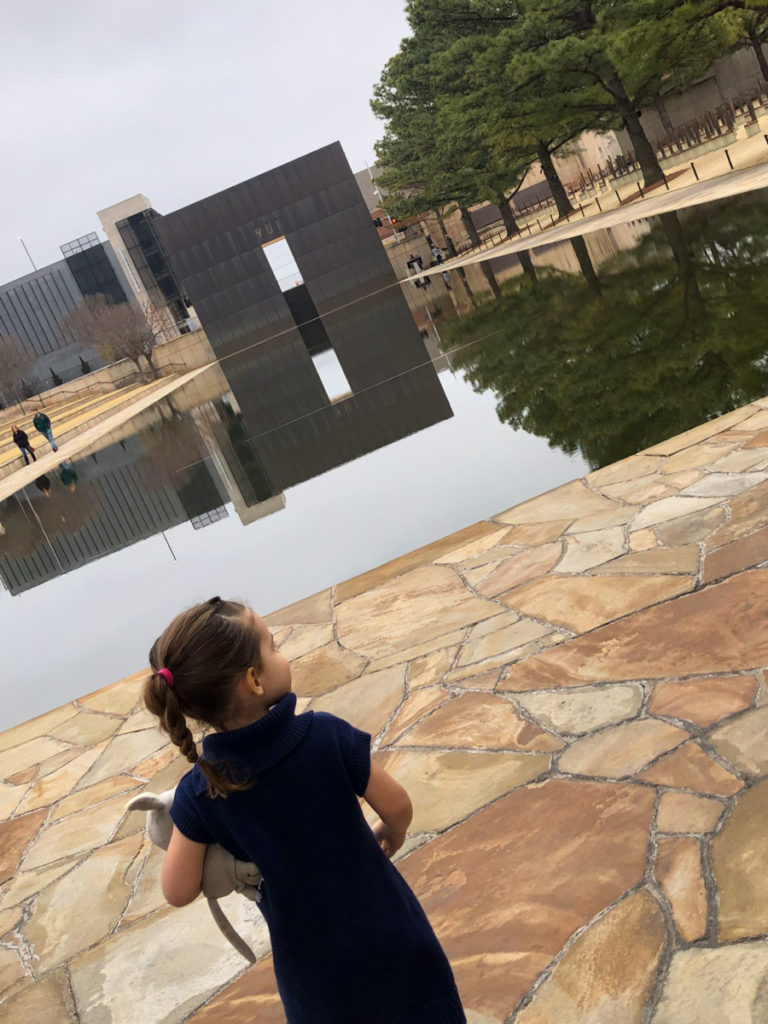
[143,596,260,797]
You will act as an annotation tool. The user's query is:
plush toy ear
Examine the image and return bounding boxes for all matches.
[127,794,166,813]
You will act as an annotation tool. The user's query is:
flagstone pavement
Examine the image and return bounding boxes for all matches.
[3,399,768,1023]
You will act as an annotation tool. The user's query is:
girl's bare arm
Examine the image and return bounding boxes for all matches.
[364,760,414,857]
[161,825,206,906]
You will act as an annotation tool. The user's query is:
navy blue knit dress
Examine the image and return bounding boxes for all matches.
[170,693,465,1024]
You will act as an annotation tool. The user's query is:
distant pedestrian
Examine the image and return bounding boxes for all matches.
[59,462,78,492]
[34,475,52,497]
[432,245,444,264]
[442,270,452,290]
[12,426,36,465]
[32,408,58,452]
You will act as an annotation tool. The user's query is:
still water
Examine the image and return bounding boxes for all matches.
[2,188,767,729]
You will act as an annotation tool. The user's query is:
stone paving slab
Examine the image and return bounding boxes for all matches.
[4,397,768,1022]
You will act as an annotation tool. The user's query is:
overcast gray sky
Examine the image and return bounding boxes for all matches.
[0,0,409,283]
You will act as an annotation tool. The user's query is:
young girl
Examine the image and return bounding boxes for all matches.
[144,596,466,1024]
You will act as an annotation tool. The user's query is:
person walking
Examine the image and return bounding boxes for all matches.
[11,426,36,465]
[143,597,466,1024]
[32,408,58,452]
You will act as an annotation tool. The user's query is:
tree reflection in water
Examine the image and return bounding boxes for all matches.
[442,196,768,468]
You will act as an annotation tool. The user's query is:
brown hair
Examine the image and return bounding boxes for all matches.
[143,596,260,797]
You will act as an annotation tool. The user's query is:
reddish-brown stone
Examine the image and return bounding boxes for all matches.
[744,428,768,448]
[655,837,708,942]
[499,570,768,691]
[476,543,562,598]
[184,956,284,1024]
[639,741,743,796]
[703,525,768,583]
[0,808,48,885]
[648,675,757,727]
[398,778,656,1020]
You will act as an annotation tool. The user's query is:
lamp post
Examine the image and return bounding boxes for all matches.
[18,236,36,272]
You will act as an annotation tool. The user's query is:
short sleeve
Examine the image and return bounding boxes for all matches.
[170,773,215,845]
[333,716,371,796]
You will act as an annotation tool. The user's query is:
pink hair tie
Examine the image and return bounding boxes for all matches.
[157,668,174,688]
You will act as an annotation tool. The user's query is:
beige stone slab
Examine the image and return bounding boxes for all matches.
[116,706,157,734]
[709,706,768,776]
[47,711,120,747]
[434,527,514,564]
[661,442,739,475]
[565,505,638,532]
[21,792,129,871]
[0,857,79,911]
[555,527,626,573]
[0,736,74,783]
[288,641,368,697]
[333,521,505,604]
[656,505,727,545]
[681,471,768,498]
[595,545,699,575]
[380,687,454,745]
[464,608,521,640]
[654,836,707,942]
[656,792,724,834]
[446,646,549,684]
[648,675,757,727]
[712,780,768,941]
[475,543,563,597]
[78,671,144,715]
[705,479,768,549]
[663,469,706,490]
[264,587,333,626]
[462,561,504,588]
[0,704,78,755]
[400,693,563,752]
[498,519,572,547]
[496,479,621,525]
[277,623,335,661]
[629,527,658,551]
[75,728,169,791]
[0,782,25,819]
[406,645,459,688]
[51,773,143,822]
[0,972,75,1024]
[37,746,90,779]
[133,744,184,780]
[458,545,521,574]
[0,808,48,886]
[360,626,468,675]
[23,833,143,971]
[631,495,723,530]
[457,618,554,667]
[0,945,24,995]
[514,890,666,1024]
[14,742,108,815]
[375,748,551,832]
[645,406,756,456]
[500,574,694,634]
[336,564,498,660]
[587,453,664,486]
[0,905,21,937]
[121,843,165,925]
[599,474,677,505]
[639,741,743,796]
[709,448,768,473]
[515,684,644,736]
[310,665,405,738]
[69,893,271,1024]
[650,942,768,1023]
[559,720,689,779]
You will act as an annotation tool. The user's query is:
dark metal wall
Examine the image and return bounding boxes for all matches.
[157,142,452,490]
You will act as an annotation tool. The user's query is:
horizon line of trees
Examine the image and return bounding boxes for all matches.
[371,0,768,246]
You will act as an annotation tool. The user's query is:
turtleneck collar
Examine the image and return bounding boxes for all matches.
[198,693,312,781]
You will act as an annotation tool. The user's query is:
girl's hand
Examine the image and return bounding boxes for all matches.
[371,819,406,858]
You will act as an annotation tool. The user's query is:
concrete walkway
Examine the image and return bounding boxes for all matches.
[2,395,768,1022]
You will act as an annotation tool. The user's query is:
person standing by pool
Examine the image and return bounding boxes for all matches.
[11,426,36,465]
[32,408,58,452]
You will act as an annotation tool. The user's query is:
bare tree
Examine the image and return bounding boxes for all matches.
[0,335,33,407]
[62,294,163,380]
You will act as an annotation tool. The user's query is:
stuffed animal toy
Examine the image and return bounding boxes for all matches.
[128,789,262,963]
